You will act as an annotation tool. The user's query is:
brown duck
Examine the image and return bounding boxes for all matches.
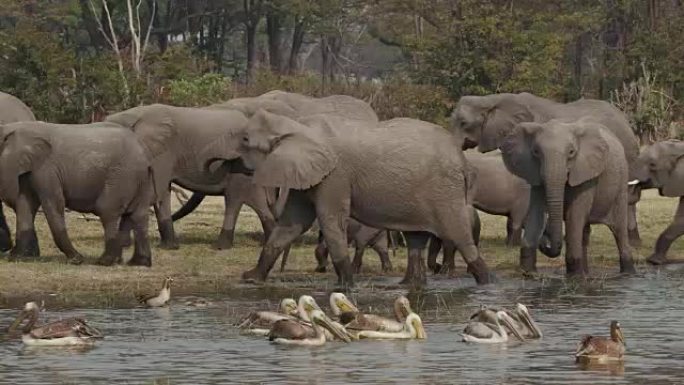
[575,321,626,363]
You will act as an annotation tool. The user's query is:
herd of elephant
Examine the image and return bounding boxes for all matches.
[0,89,682,287]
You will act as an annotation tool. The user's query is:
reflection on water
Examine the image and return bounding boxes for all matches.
[1,270,684,384]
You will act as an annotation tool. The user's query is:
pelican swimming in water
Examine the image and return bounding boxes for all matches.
[575,321,626,363]
[137,276,173,307]
[356,313,427,340]
[462,308,525,343]
[270,309,352,346]
[8,302,104,346]
[330,293,412,332]
[237,298,299,336]
[508,303,543,339]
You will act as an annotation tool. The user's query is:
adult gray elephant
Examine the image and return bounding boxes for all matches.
[0,92,36,252]
[632,140,684,265]
[171,91,379,249]
[106,104,281,250]
[452,92,641,272]
[500,118,635,275]
[0,121,155,266]
[211,111,493,286]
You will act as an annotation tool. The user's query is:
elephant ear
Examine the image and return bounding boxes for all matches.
[568,123,608,186]
[250,111,338,190]
[107,105,177,160]
[0,126,51,199]
[501,122,542,186]
[660,142,684,197]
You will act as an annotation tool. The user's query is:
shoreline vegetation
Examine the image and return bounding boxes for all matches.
[0,189,682,309]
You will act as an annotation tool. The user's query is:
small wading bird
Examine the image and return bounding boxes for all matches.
[330,293,413,333]
[8,302,103,346]
[462,308,525,343]
[356,313,427,340]
[137,277,173,307]
[269,309,352,346]
[237,298,299,336]
[575,321,626,363]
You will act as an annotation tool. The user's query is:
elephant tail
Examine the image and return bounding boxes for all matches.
[172,192,206,221]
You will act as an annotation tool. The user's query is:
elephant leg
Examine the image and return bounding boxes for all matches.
[564,189,593,276]
[0,203,12,252]
[215,192,242,250]
[314,230,329,273]
[351,245,365,274]
[426,235,442,273]
[155,191,179,250]
[118,214,133,249]
[470,207,481,247]
[581,224,591,273]
[242,190,316,283]
[316,207,353,287]
[627,204,641,247]
[648,197,684,265]
[10,178,40,259]
[441,205,494,284]
[96,214,124,267]
[441,240,457,274]
[129,208,153,267]
[507,203,527,247]
[400,231,430,287]
[605,198,637,274]
[249,191,277,245]
[41,198,84,265]
[520,187,546,272]
[370,232,393,272]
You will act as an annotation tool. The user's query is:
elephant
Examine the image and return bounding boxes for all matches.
[500,118,636,276]
[211,110,494,287]
[0,91,36,252]
[0,121,155,266]
[106,104,281,251]
[451,92,641,272]
[171,91,379,249]
[632,140,684,265]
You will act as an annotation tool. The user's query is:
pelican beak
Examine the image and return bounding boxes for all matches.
[316,314,352,343]
[516,304,542,338]
[412,318,427,340]
[499,312,525,341]
[7,310,27,334]
[337,297,359,314]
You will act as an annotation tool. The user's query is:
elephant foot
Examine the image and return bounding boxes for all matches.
[95,254,117,266]
[381,262,394,273]
[242,268,267,283]
[0,228,12,253]
[467,258,495,285]
[351,261,362,274]
[519,248,538,273]
[128,253,152,267]
[213,229,235,250]
[158,220,179,250]
[620,261,636,274]
[565,259,585,277]
[159,239,180,250]
[314,264,327,273]
[9,230,40,260]
[66,252,85,265]
[428,262,441,274]
[628,229,642,248]
[399,272,427,287]
[647,254,669,266]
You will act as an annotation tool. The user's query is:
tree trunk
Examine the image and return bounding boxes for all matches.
[266,12,283,73]
[246,23,258,83]
[287,17,306,74]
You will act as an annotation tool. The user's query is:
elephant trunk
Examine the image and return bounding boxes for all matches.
[542,158,566,258]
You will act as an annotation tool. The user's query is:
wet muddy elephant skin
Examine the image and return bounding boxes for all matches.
[218,111,494,287]
[501,119,635,276]
[0,92,36,252]
[633,140,684,265]
[0,122,154,266]
[452,92,642,271]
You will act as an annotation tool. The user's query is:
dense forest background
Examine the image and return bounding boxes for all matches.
[1,0,682,141]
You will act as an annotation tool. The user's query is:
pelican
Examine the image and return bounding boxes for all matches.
[237,298,299,336]
[270,309,352,346]
[330,293,412,332]
[506,303,543,339]
[7,302,103,346]
[575,321,626,363]
[462,308,525,343]
[356,313,427,340]
[137,276,173,307]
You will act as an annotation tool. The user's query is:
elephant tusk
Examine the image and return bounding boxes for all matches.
[627,179,640,186]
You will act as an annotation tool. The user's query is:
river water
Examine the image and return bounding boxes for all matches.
[1,268,683,384]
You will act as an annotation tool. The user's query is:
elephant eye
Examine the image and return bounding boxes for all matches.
[531,147,540,157]
[568,148,576,158]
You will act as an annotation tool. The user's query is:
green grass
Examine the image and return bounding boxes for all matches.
[0,189,681,307]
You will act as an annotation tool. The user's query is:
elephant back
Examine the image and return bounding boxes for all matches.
[0,92,36,123]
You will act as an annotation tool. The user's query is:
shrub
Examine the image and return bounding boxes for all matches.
[164,74,233,107]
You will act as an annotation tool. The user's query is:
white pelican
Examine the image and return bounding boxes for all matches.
[270,310,352,346]
[330,293,412,332]
[237,298,299,336]
[356,313,427,340]
[462,309,524,343]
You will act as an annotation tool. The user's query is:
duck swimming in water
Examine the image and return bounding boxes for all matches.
[575,321,625,363]
[237,298,299,336]
[330,293,412,332]
[356,313,427,340]
[8,302,104,346]
[462,308,525,344]
[269,308,352,346]
[137,277,173,307]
